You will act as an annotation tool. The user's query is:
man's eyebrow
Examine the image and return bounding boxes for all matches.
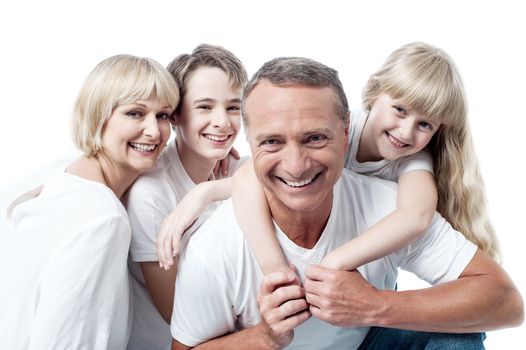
[254,133,283,143]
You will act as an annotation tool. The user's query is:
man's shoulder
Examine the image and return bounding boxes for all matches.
[181,199,245,266]
[339,168,398,197]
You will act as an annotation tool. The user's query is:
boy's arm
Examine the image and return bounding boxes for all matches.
[232,161,290,275]
[157,178,233,269]
[320,170,437,270]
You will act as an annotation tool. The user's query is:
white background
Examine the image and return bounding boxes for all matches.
[0,1,524,348]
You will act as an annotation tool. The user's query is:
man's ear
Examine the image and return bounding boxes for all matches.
[343,111,350,146]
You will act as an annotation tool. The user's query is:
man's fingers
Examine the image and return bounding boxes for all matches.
[304,264,333,282]
[259,271,298,296]
[271,309,311,334]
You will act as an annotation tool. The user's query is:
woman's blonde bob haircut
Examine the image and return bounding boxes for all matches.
[72,54,180,156]
[363,42,500,261]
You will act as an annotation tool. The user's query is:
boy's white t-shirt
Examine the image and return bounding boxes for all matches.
[0,173,132,349]
[171,170,477,349]
[124,140,247,350]
[345,108,434,181]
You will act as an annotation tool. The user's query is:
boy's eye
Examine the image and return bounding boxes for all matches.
[227,105,241,112]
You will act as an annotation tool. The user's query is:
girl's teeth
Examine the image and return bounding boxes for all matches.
[388,134,407,147]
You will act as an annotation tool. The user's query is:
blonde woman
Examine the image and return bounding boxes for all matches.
[0,54,179,349]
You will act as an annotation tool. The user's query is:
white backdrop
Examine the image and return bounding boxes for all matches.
[1,1,524,348]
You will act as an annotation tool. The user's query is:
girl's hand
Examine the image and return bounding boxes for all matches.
[156,185,210,270]
[213,146,240,178]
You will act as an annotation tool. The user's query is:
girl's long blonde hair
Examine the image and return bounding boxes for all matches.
[362,42,500,261]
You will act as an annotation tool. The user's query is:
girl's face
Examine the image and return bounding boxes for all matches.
[364,94,440,161]
[100,94,172,176]
[174,66,241,162]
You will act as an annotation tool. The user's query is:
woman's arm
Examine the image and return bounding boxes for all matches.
[320,170,437,270]
[232,161,290,275]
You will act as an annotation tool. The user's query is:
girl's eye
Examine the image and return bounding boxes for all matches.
[393,105,406,115]
[227,106,241,112]
[197,105,212,110]
[418,121,433,131]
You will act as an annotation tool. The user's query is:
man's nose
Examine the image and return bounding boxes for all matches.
[282,143,311,178]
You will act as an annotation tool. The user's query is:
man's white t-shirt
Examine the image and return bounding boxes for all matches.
[0,173,132,349]
[125,141,246,350]
[171,170,477,349]
[345,108,434,181]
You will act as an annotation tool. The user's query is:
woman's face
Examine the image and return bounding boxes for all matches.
[100,94,172,176]
[174,66,241,162]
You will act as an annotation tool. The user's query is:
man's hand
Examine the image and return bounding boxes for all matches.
[304,265,386,328]
[257,271,311,348]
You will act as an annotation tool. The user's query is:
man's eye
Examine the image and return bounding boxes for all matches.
[309,134,326,142]
[261,139,279,146]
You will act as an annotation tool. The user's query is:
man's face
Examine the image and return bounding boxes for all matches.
[246,80,348,217]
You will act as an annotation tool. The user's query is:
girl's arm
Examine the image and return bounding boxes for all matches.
[320,170,437,270]
[232,161,291,275]
[157,178,233,269]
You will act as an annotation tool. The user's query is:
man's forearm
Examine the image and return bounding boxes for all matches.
[172,324,284,350]
[377,251,524,332]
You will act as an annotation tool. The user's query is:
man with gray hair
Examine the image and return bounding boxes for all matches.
[170,57,523,349]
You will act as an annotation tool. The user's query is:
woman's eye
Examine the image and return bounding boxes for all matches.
[156,112,170,120]
[127,110,143,118]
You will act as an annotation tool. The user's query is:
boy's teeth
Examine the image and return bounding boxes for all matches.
[130,142,156,151]
[283,176,315,187]
[205,134,228,142]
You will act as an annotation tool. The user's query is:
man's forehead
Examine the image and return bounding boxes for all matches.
[245,80,337,117]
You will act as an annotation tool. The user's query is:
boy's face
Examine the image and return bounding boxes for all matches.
[364,93,440,161]
[174,66,241,162]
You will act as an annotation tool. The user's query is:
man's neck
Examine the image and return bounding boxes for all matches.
[268,194,333,249]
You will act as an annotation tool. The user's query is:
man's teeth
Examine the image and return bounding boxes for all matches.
[205,134,229,142]
[130,142,156,152]
[283,176,315,187]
